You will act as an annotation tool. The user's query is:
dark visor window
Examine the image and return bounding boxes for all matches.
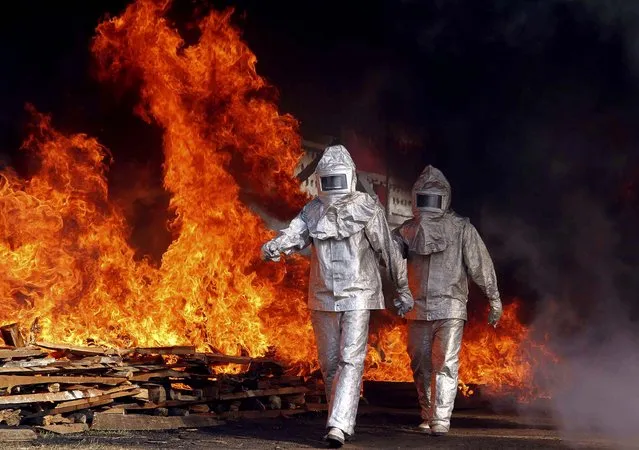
[320,174,348,191]
[416,193,443,209]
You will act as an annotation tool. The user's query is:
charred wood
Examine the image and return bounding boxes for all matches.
[1,324,25,348]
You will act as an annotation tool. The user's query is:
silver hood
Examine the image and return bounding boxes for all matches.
[412,165,451,217]
[315,145,357,200]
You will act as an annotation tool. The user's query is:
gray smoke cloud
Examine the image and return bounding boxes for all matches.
[478,113,639,443]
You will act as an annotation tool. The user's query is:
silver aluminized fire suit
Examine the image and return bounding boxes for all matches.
[262,145,413,438]
[393,165,502,433]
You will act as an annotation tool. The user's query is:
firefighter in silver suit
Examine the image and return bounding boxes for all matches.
[261,145,414,447]
[394,165,502,436]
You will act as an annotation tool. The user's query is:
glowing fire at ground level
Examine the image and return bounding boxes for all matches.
[0,0,557,404]
[365,300,554,400]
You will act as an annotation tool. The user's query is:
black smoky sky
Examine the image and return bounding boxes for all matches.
[1,1,639,319]
[229,0,639,323]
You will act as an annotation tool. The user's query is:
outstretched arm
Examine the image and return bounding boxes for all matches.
[262,213,311,261]
[462,221,502,325]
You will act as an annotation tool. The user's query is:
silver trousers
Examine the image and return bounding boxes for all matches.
[310,309,370,436]
[407,318,465,431]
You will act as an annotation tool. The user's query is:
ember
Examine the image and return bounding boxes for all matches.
[0,0,556,412]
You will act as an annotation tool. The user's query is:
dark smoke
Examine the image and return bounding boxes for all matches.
[354,0,639,442]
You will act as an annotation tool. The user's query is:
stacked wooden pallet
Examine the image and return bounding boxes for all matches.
[0,324,321,434]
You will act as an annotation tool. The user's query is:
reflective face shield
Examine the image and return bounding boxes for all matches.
[316,167,354,199]
[416,193,442,209]
[320,174,348,192]
[414,191,445,213]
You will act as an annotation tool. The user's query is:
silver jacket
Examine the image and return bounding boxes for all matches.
[265,147,412,312]
[394,166,501,321]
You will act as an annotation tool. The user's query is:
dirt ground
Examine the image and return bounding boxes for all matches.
[4,408,638,450]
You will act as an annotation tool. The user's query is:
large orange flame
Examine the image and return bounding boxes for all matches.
[0,105,157,346]
[365,301,555,399]
[0,0,556,396]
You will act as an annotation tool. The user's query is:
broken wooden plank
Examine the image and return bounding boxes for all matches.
[0,384,137,405]
[193,353,282,366]
[121,398,206,411]
[129,346,196,356]
[0,363,112,375]
[219,386,307,401]
[42,356,122,368]
[25,395,114,418]
[101,407,126,415]
[1,324,25,348]
[0,348,48,360]
[37,423,89,434]
[91,413,224,430]
[132,388,149,401]
[0,428,36,441]
[0,389,95,405]
[35,341,116,356]
[105,389,142,402]
[52,356,122,366]
[179,353,277,366]
[32,414,72,426]
[102,384,137,395]
[0,375,127,389]
[169,388,202,402]
[113,364,166,371]
[1,358,56,368]
[129,369,188,382]
[129,364,187,370]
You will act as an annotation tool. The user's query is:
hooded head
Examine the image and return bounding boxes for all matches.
[412,165,451,217]
[315,145,357,204]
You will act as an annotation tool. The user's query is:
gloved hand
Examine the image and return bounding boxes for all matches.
[488,304,502,327]
[261,241,281,262]
[394,293,414,318]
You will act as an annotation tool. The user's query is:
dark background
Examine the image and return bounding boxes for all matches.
[1,0,638,324]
